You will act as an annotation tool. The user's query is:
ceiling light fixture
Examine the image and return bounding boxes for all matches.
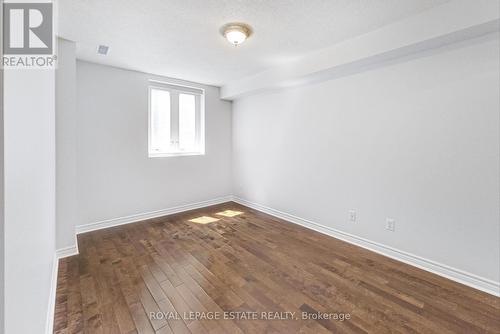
[221,23,252,46]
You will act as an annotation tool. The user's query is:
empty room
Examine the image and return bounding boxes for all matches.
[1,0,499,333]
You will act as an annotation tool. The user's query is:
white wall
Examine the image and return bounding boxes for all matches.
[59,61,232,243]
[0,4,5,328]
[0,64,4,334]
[232,35,500,283]
[4,69,56,334]
[56,39,77,249]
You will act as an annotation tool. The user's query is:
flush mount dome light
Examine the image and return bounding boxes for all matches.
[221,23,252,46]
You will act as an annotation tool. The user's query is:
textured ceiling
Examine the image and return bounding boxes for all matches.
[59,0,450,86]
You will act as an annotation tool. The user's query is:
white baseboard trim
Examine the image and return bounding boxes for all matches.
[75,196,233,235]
[46,255,59,334]
[58,196,233,259]
[55,245,79,259]
[232,196,500,297]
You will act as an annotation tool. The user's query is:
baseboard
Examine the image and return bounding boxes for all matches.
[232,196,500,297]
[46,255,59,334]
[55,245,79,259]
[75,196,233,235]
[57,196,233,260]
[54,195,499,297]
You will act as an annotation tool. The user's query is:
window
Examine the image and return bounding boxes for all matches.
[148,81,204,157]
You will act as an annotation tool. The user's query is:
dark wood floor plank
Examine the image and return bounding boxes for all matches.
[54,202,500,334]
[80,275,104,334]
[54,258,69,333]
[156,298,191,334]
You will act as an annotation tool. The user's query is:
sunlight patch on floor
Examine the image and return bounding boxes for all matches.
[189,216,220,224]
[216,210,244,217]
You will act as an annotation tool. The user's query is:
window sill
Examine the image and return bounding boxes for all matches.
[148,151,205,158]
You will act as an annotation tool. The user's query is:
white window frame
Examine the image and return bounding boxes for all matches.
[148,80,205,158]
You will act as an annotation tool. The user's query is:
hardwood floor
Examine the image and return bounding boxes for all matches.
[53,202,500,334]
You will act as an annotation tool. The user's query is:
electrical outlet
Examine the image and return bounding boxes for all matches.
[348,210,357,222]
[386,218,396,232]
